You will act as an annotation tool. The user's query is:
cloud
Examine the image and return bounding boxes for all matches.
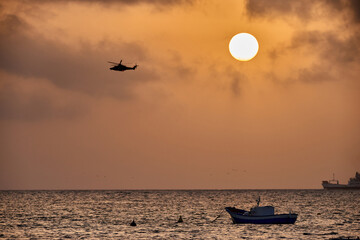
[349,0,360,22]
[295,66,334,83]
[14,0,193,11]
[24,0,190,4]
[230,77,241,96]
[268,29,360,84]
[37,0,192,5]
[0,10,162,121]
[0,13,159,99]
[245,0,360,85]
[0,14,26,36]
[291,31,360,63]
[167,51,197,79]
[337,0,360,23]
[0,72,88,121]
[226,70,246,97]
[291,31,360,73]
[246,0,360,24]
[246,0,315,20]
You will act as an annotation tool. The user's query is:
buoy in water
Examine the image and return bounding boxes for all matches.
[177,216,183,223]
[130,220,136,226]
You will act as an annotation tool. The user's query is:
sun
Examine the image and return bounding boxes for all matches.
[229,33,259,61]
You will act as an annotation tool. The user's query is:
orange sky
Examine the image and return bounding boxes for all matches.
[0,0,359,189]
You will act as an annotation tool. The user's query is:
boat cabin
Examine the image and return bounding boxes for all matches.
[250,206,275,216]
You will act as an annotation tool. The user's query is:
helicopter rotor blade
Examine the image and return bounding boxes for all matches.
[107,61,119,65]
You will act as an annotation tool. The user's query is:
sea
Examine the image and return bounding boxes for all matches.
[0,190,359,239]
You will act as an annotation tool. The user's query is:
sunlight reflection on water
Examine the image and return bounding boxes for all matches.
[0,190,359,239]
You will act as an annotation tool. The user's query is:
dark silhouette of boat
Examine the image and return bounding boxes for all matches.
[322,172,360,190]
[225,197,297,224]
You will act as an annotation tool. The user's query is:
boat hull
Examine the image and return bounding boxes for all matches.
[322,182,360,190]
[323,185,360,190]
[225,207,297,224]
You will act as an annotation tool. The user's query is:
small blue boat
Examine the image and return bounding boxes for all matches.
[225,198,298,224]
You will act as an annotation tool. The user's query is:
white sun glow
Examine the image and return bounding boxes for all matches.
[229,33,259,61]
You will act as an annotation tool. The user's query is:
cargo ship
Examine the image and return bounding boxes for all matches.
[322,172,360,190]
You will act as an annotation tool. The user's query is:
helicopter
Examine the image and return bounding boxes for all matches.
[108,60,138,72]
